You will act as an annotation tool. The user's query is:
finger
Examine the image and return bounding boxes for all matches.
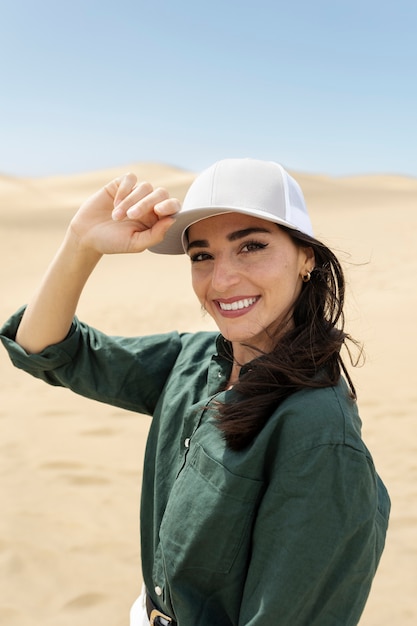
[113,172,138,207]
[126,187,170,220]
[112,180,154,221]
[105,173,137,205]
[154,197,181,217]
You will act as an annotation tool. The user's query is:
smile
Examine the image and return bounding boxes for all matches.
[218,297,258,311]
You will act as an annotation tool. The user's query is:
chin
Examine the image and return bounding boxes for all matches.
[221,328,266,349]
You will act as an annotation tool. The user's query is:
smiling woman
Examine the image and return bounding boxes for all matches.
[0,158,390,626]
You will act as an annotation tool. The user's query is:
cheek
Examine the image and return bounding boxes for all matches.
[283,249,305,280]
[262,257,302,297]
[191,269,206,302]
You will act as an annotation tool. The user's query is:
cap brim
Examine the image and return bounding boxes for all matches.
[149,205,301,255]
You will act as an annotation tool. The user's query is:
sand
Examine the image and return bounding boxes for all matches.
[1,163,416,625]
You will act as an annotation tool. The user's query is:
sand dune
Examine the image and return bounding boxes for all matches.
[1,163,416,625]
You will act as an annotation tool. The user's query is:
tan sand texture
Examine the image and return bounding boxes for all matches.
[1,163,416,625]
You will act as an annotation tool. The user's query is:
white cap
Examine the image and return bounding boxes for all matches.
[150,158,314,254]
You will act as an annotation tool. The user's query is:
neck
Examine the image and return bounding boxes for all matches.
[227,362,241,389]
[231,341,262,368]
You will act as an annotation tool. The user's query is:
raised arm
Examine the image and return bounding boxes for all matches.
[15,174,179,354]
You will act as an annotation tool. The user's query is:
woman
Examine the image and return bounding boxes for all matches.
[0,158,390,625]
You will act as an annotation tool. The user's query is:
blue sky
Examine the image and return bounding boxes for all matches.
[1,0,416,178]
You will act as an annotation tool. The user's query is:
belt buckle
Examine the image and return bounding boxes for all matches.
[150,607,172,626]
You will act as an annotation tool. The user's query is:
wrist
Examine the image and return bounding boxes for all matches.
[63,228,103,270]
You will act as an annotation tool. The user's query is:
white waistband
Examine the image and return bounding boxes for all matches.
[129,585,149,626]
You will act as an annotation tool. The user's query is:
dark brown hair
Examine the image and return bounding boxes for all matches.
[217,226,361,451]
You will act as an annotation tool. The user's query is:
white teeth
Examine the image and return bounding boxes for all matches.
[219,297,257,311]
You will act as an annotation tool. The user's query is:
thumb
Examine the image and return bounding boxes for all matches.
[129,216,176,253]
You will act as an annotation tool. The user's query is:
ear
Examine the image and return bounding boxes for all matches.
[301,246,315,272]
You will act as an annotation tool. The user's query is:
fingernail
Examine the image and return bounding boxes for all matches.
[155,204,170,216]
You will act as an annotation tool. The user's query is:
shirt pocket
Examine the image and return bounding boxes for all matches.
[158,442,263,575]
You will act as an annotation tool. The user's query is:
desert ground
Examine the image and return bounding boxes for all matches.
[1,163,416,625]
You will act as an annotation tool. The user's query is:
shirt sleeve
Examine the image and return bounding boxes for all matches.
[0,307,184,415]
[238,443,389,626]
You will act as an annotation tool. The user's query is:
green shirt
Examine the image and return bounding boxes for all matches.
[1,309,390,626]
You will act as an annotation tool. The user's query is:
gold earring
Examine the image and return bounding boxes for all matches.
[302,271,311,283]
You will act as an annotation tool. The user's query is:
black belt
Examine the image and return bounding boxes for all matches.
[146,592,177,626]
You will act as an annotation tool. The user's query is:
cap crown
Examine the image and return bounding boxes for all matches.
[150,158,313,254]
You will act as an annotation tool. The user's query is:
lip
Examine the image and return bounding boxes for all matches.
[214,296,260,318]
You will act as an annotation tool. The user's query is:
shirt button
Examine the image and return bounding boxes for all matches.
[155,585,163,596]
[184,438,190,448]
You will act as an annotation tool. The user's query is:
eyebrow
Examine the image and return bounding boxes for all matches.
[186,226,272,252]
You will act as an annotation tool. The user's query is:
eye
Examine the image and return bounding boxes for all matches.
[189,251,213,263]
[240,240,268,253]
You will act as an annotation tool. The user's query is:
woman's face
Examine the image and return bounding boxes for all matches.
[187,213,314,363]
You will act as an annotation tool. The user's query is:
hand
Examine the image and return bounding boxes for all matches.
[69,173,180,255]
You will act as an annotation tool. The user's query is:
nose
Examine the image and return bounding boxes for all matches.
[211,257,240,293]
